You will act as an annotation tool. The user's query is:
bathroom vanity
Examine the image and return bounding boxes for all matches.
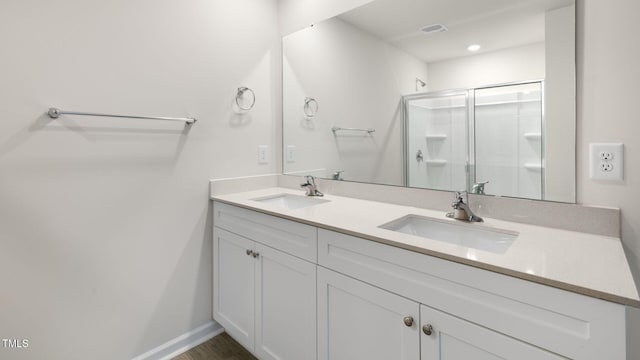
[211,186,639,360]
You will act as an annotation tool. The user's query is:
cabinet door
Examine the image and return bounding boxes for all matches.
[255,243,316,360]
[213,228,255,352]
[420,305,565,360]
[318,267,419,360]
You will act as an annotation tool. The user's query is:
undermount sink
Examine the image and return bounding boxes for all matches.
[251,193,330,210]
[379,215,518,254]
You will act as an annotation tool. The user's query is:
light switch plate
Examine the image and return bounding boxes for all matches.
[258,145,269,164]
[589,143,623,180]
[286,145,296,163]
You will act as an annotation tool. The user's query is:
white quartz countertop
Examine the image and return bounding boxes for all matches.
[212,187,640,307]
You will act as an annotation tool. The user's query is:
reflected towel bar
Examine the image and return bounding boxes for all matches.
[47,108,197,125]
[331,126,375,134]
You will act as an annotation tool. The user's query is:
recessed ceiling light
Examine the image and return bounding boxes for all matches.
[467,44,481,52]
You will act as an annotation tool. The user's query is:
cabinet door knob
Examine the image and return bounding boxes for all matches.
[246,249,253,256]
[252,252,260,259]
[403,316,414,327]
[422,324,434,336]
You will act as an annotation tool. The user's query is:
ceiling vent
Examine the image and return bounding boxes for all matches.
[420,24,448,34]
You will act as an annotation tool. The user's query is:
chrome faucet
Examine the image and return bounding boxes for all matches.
[446,191,483,222]
[301,175,324,197]
[471,181,489,195]
[332,170,344,181]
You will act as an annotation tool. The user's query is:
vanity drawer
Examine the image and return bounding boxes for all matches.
[213,201,317,262]
[318,229,626,360]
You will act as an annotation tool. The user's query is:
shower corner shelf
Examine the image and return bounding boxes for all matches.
[425,159,447,166]
[523,132,542,140]
[425,134,447,140]
[524,163,543,171]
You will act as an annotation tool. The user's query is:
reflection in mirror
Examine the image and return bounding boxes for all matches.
[405,90,469,193]
[405,81,546,200]
[474,82,544,200]
[283,0,575,203]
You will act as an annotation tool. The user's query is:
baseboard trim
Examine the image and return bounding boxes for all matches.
[132,321,224,360]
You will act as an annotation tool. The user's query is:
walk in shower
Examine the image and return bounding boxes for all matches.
[404,81,544,200]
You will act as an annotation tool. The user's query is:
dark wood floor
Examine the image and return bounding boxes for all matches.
[173,332,257,360]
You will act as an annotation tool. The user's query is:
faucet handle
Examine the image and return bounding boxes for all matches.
[301,175,313,185]
[454,190,467,202]
[471,181,489,195]
[448,190,483,222]
[301,175,323,197]
[300,175,312,190]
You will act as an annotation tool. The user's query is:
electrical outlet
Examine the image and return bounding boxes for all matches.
[600,162,613,172]
[599,151,613,161]
[258,145,269,164]
[590,143,623,180]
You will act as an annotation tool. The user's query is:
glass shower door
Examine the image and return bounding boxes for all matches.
[404,91,469,192]
[473,82,543,199]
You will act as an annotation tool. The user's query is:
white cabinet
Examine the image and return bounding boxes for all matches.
[420,305,563,360]
[213,228,255,350]
[317,266,562,360]
[317,267,419,360]
[254,242,316,360]
[213,203,317,360]
[317,228,627,360]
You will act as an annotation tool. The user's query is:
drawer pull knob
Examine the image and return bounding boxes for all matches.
[422,324,434,336]
[246,249,253,256]
[403,316,414,327]
[253,252,260,259]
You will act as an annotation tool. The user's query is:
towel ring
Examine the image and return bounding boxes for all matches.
[303,97,319,118]
[236,87,256,111]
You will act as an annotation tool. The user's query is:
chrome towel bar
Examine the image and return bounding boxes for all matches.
[331,126,375,134]
[47,108,197,125]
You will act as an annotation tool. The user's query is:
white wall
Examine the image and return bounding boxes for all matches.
[0,0,279,359]
[427,42,546,92]
[282,16,428,185]
[576,2,640,354]
[577,0,640,293]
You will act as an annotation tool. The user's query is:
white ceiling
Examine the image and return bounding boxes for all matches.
[337,0,574,63]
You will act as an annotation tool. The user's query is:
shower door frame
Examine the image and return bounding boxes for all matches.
[471,79,546,200]
[402,89,472,192]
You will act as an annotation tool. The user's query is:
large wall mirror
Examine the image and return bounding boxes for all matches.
[282,0,576,203]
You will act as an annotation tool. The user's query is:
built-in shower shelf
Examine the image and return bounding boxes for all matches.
[425,159,447,166]
[425,134,447,140]
[524,132,542,139]
[524,163,542,171]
